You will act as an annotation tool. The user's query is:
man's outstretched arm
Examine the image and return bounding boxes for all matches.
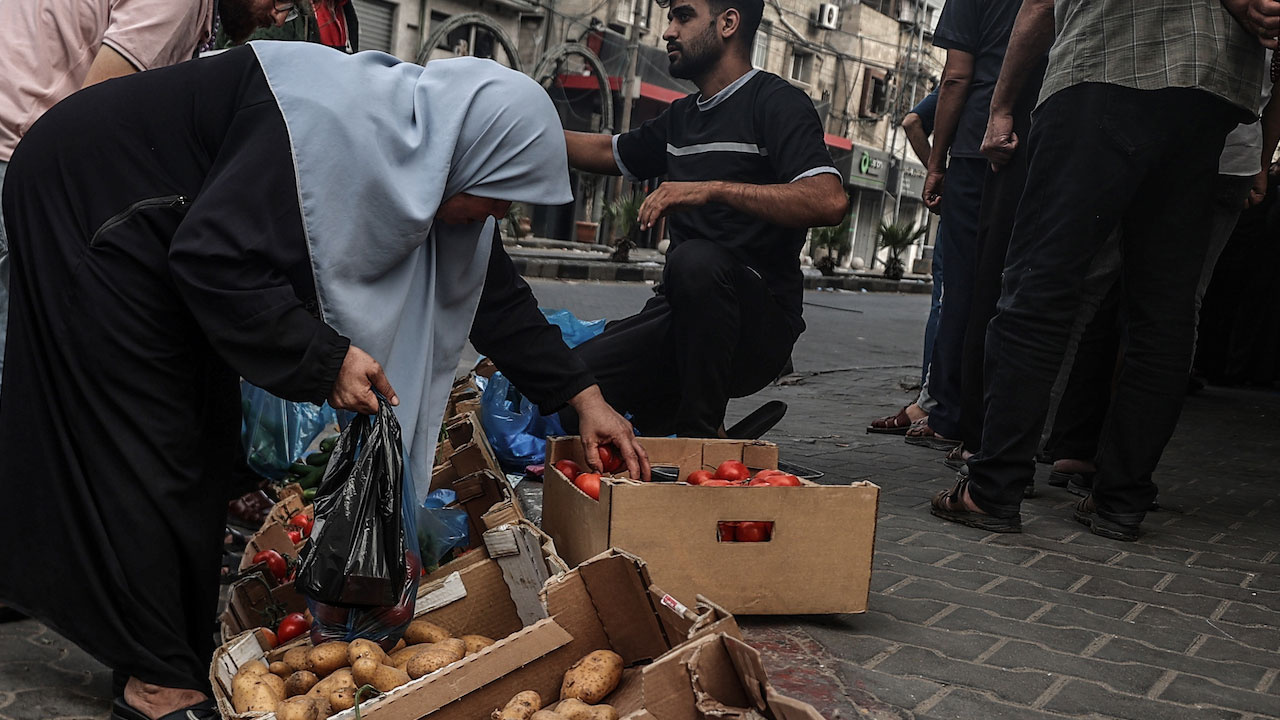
[564,131,622,175]
[637,173,847,231]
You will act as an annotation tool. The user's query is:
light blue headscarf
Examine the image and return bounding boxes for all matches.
[250,42,573,501]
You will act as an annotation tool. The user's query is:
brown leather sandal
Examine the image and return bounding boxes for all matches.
[930,477,1022,533]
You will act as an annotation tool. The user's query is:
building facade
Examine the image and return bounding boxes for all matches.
[349,0,945,270]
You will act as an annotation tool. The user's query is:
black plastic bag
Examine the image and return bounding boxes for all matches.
[295,397,408,607]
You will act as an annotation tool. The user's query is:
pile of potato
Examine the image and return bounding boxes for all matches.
[493,650,624,720]
[231,619,494,718]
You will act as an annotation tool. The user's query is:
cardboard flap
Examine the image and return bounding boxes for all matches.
[686,639,759,717]
[340,618,574,720]
[639,633,822,720]
[576,551,671,663]
[483,522,553,625]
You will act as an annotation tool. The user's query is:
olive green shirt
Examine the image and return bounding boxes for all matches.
[1039,0,1264,118]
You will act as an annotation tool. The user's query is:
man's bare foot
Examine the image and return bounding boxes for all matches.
[1053,458,1096,475]
[905,403,928,422]
[123,678,207,720]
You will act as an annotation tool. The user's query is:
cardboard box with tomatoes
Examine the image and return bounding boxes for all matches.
[544,436,880,615]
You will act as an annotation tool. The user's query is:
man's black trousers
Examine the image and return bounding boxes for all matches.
[966,83,1238,524]
[570,238,796,437]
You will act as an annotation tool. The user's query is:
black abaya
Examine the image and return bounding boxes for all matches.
[0,45,592,692]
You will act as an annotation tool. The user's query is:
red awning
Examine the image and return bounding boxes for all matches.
[556,74,687,105]
[824,133,852,151]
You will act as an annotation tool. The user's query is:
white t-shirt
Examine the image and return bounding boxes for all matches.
[1219,51,1273,177]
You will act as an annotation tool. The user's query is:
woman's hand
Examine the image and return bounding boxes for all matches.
[569,385,650,481]
[329,345,398,415]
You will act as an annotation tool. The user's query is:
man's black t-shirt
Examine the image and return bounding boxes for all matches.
[931,0,1021,159]
[613,69,839,334]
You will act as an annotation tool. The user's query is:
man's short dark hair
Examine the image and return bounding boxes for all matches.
[656,0,765,47]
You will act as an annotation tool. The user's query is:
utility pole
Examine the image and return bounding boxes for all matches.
[890,0,925,224]
[601,0,647,244]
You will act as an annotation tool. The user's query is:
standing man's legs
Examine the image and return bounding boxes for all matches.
[960,85,1234,521]
[919,156,986,442]
[922,230,945,386]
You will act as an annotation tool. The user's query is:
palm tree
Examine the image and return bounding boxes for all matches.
[877,220,928,281]
[810,215,852,276]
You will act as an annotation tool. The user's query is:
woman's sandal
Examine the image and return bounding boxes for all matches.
[930,477,1022,533]
[867,406,916,434]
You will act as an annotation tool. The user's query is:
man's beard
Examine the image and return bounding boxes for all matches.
[220,0,269,44]
[668,24,721,80]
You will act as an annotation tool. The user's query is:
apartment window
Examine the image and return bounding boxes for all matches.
[752,21,771,69]
[612,0,651,30]
[859,68,888,117]
[789,51,813,85]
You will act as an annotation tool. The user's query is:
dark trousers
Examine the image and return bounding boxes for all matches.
[1046,173,1254,462]
[921,231,945,387]
[571,238,796,437]
[927,156,987,439]
[967,84,1237,523]
[957,106,1035,450]
[1044,282,1123,462]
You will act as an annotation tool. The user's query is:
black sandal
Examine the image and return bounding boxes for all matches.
[930,477,1022,533]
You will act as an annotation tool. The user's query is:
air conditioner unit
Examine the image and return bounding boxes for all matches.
[815,3,840,30]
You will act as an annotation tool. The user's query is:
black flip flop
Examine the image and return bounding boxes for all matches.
[725,400,787,440]
[112,697,218,720]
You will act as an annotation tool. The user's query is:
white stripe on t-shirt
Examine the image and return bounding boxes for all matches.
[665,141,769,157]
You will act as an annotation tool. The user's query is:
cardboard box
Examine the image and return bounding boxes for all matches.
[544,436,879,614]
[428,463,517,552]
[444,411,503,477]
[212,521,567,720]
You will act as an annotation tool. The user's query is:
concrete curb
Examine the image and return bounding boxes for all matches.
[510,255,934,294]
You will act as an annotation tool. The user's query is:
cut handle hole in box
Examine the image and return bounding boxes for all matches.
[717,521,774,543]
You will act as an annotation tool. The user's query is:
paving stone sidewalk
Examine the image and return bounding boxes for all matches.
[0,284,1275,720]
[732,334,1280,718]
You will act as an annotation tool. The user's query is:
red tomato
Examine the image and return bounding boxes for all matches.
[736,522,772,542]
[276,612,310,644]
[747,477,774,487]
[718,522,738,542]
[597,444,624,473]
[754,469,783,479]
[574,473,602,500]
[553,459,582,481]
[701,479,736,487]
[768,473,802,487]
[714,460,750,482]
[252,550,288,582]
[686,470,714,485]
[288,514,314,537]
[286,528,303,544]
[259,628,277,650]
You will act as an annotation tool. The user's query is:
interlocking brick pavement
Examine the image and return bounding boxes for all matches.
[0,284,1276,719]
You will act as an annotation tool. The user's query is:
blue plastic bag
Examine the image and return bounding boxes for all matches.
[416,490,470,572]
[240,381,337,480]
[478,309,606,471]
[542,308,606,349]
